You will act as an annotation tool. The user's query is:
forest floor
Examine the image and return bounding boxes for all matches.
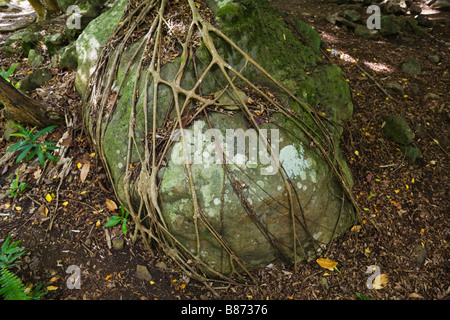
[0,0,448,301]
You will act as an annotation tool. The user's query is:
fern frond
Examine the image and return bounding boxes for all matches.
[0,268,31,300]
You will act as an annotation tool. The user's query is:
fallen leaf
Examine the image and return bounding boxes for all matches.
[105,199,118,211]
[45,194,52,202]
[46,286,58,291]
[77,162,82,169]
[408,293,423,299]
[62,201,69,206]
[49,276,60,282]
[316,258,338,271]
[372,274,388,290]
[60,136,73,147]
[33,168,42,180]
[80,162,90,183]
[38,205,48,217]
[351,225,361,232]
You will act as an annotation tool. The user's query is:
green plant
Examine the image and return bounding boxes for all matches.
[0,235,26,269]
[0,235,47,300]
[356,292,372,300]
[1,63,19,88]
[0,268,31,300]
[104,204,130,236]
[6,125,60,167]
[9,171,28,198]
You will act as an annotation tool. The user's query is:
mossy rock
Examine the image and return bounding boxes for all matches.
[77,0,356,276]
[383,115,414,146]
[401,57,421,75]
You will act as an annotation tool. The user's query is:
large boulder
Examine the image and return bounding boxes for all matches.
[75,0,356,275]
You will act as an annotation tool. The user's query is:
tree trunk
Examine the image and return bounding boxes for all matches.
[28,0,60,20]
[0,76,64,127]
[44,0,60,12]
[27,0,46,20]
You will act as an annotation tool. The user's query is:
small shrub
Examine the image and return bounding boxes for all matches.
[9,171,28,198]
[104,204,130,236]
[6,125,60,167]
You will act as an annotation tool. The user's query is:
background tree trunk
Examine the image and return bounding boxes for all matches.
[44,0,60,12]
[0,76,64,127]
[28,0,60,20]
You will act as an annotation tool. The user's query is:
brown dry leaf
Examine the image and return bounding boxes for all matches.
[408,293,424,299]
[316,258,338,271]
[33,168,42,180]
[80,162,90,183]
[38,205,48,217]
[105,199,118,211]
[372,274,388,290]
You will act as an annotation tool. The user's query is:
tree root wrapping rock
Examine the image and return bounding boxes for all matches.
[76,0,359,290]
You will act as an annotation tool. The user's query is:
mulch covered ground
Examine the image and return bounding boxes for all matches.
[0,0,448,301]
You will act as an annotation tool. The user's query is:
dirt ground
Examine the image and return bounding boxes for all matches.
[0,0,448,301]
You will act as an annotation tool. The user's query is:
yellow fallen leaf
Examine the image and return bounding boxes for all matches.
[150,281,155,285]
[89,153,96,158]
[49,276,60,282]
[372,274,388,290]
[80,191,87,195]
[62,201,69,206]
[47,286,58,291]
[180,283,186,290]
[77,162,82,169]
[4,202,11,209]
[45,193,52,202]
[354,150,359,156]
[96,220,101,227]
[105,274,111,281]
[316,258,338,271]
[351,225,361,232]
